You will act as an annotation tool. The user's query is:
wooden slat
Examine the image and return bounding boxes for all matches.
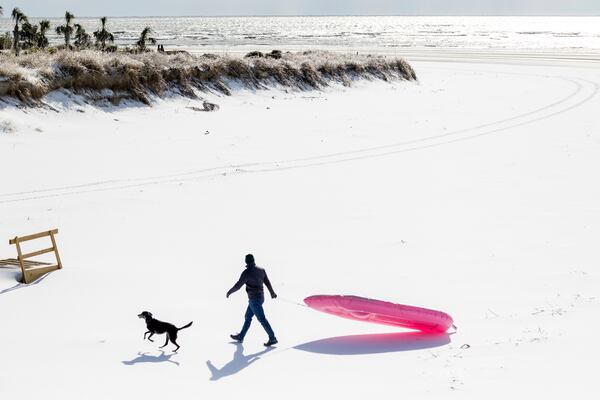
[0,258,20,266]
[0,258,52,267]
[20,246,55,260]
[9,229,58,244]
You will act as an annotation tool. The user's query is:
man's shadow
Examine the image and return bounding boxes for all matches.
[206,342,274,381]
[122,350,179,366]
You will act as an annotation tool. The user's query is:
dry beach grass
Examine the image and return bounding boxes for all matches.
[0,50,417,105]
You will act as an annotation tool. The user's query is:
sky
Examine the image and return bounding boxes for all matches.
[1,0,599,17]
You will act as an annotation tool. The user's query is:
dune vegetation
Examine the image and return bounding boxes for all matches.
[0,50,417,105]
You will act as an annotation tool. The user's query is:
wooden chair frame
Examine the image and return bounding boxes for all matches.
[8,229,62,284]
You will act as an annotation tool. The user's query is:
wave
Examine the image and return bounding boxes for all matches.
[2,16,599,50]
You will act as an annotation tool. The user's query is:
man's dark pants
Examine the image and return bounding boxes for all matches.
[239,297,276,340]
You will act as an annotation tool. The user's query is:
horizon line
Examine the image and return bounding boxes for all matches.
[1,14,599,19]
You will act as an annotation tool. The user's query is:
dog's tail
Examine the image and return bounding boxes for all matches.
[178,321,193,331]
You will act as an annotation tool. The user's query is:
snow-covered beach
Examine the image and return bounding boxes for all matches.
[1,39,599,400]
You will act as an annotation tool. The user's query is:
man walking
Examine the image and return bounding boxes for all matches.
[227,254,278,346]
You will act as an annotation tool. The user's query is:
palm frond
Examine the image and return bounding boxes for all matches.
[12,8,27,23]
[39,20,51,33]
[65,11,75,24]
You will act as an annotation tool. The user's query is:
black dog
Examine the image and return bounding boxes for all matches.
[138,311,193,352]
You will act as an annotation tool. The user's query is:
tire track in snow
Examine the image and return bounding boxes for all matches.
[0,72,597,204]
[247,77,598,173]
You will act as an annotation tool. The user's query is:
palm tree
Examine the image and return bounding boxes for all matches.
[55,11,75,49]
[73,24,91,48]
[11,8,28,55]
[20,21,38,49]
[136,27,156,52]
[93,17,115,51]
[38,20,51,48]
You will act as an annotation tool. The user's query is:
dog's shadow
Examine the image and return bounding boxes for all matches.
[122,350,179,366]
[206,342,273,381]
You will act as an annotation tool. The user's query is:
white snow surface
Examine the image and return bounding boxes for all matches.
[0,51,599,399]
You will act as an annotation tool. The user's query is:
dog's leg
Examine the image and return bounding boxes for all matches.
[147,332,154,342]
[171,337,180,352]
[144,331,151,340]
[159,334,169,349]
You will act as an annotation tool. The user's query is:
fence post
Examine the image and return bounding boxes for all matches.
[49,230,63,270]
[13,236,28,283]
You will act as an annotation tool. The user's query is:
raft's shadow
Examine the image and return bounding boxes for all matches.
[206,343,273,381]
[294,331,451,355]
[122,351,179,366]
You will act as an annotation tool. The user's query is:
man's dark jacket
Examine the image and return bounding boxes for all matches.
[227,263,277,299]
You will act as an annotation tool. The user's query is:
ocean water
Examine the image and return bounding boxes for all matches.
[1,16,599,53]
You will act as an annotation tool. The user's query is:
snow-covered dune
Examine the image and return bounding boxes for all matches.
[0,50,416,105]
[0,50,598,399]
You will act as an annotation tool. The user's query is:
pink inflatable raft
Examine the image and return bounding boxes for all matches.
[304,295,454,333]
